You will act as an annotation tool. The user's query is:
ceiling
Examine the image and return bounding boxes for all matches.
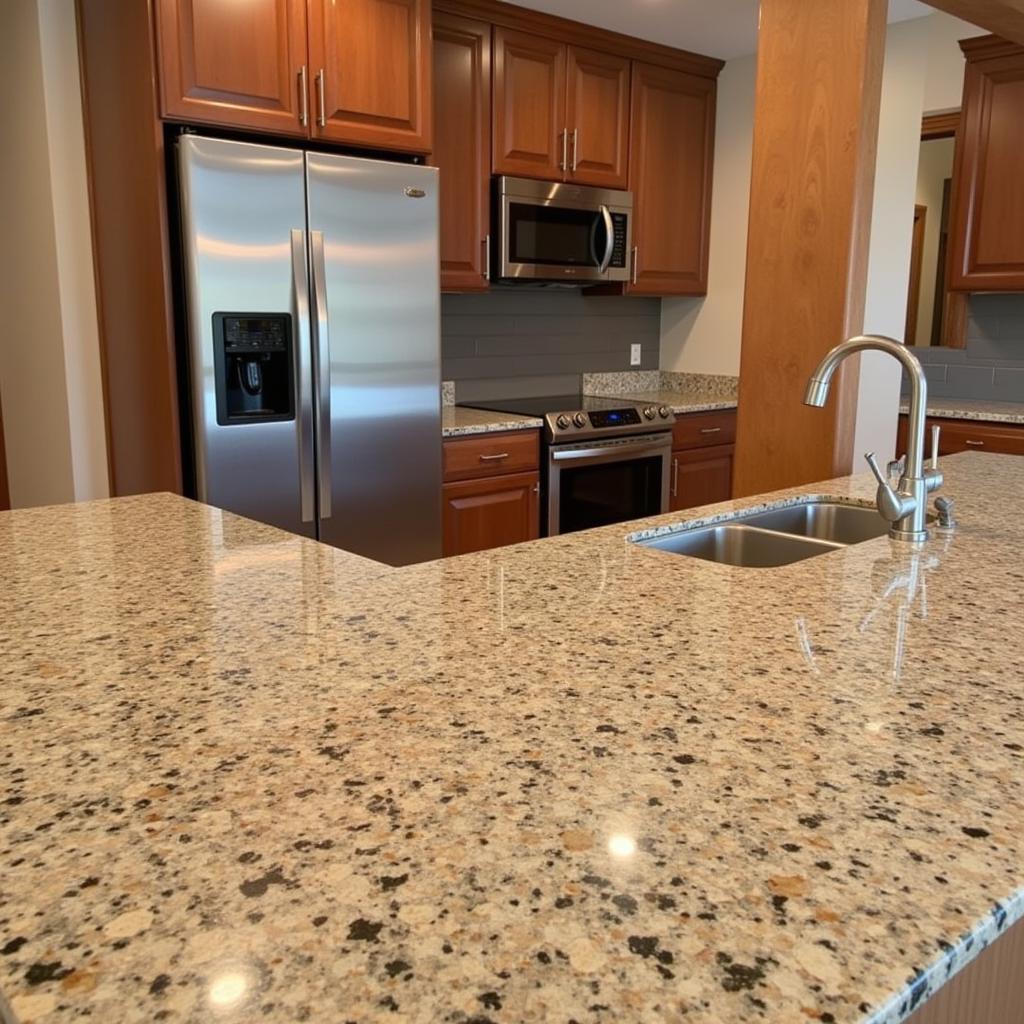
[511,0,936,60]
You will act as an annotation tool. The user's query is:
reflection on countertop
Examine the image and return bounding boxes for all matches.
[1,455,1023,1024]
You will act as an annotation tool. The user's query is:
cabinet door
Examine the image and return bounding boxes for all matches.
[670,445,734,512]
[949,41,1024,290]
[443,471,540,556]
[308,0,432,153]
[628,62,716,296]
[493,29,567,181]
[155,0,308,136]
[433,13,491,291]
[565,46,630,188]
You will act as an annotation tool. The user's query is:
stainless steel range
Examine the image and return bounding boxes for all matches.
[462,395,676,536]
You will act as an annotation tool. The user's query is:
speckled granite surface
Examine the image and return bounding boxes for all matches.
[2,455,1023,1024]
[598,389,737,415]
[441,406,543,438]
[898,398,1024,425]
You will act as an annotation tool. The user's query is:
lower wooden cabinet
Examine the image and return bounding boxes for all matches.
[897,414,1024,456]
[669,410,737,511]
[442,429,541,556]
[443,471,540,556]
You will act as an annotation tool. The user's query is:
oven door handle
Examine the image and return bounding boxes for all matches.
[597,204,615,274]
[550,437,671,463]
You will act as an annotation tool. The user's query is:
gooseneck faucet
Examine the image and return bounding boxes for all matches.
[804,335,944,542]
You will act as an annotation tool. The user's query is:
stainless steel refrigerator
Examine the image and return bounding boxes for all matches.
[177,135,442,566]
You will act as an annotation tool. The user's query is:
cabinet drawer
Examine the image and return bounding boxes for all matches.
[443,430,540,482]
[672,410,737,450]
[931,417,1024,456]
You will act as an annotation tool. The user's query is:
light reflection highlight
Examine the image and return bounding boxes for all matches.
[608,833,636,858]
[208,970,248,1009]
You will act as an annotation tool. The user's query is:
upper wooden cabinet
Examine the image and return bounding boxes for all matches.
[155,0,432,153]
[628,61,716,296]
[493,29,567,181]
[308,0,432,153]
[433,12,492,290]
[565,46,630,189]
[949,36,1024,291]
[155,0,309,136]
[493,30,629,188]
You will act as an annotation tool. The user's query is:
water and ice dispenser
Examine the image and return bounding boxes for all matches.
[213,313,295,425]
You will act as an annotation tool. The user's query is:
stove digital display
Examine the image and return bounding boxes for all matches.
[589,408,642,428]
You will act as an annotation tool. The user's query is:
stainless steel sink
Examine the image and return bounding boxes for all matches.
[631,499,895,568]
[640,523,843,567]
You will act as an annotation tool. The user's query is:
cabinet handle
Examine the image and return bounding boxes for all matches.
[315,68,326,128]
[699,427,722,435]
[571,128,578,172]
[483,234,491,282]
[479,452,510,462]
[559,129,568,172]
[965,439,985,446]
[631,246,639,286]
[672,457,679,498]
[298,66,308,127]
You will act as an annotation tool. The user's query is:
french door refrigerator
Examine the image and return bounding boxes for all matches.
[177,135,442,566]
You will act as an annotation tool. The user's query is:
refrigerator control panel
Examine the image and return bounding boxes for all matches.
[212,312,295,426]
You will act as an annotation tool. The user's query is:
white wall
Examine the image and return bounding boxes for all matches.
[659,53,756,377]
[0,0,108,508]
[660,11,985,386]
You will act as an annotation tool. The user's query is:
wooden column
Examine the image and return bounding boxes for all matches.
[732,0,887,497]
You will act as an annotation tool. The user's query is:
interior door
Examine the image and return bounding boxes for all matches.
[178,136,316,538]
[306,154,442,565]
[565,46,630,188]
[308,0,432,153]
[493,28,567,180]
[155,0,309,136]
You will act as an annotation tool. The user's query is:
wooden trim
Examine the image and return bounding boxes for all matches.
[77,0,183,496]
[733,0,886,497]
[921,110,960,139]
[960,32,1024,60]
[0,389,10,512]
[434,0,724,78]
[941,290,969,348]
[906,205,927,345]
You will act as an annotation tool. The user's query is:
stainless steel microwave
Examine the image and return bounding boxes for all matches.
[493,176,633,284]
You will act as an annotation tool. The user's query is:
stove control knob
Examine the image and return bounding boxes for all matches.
[573,412,588,429]
[643,406,656,420]
[555,414,571,430]
[658,405,671,419]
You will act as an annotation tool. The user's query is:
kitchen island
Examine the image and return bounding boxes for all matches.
[1,453,1022,1023]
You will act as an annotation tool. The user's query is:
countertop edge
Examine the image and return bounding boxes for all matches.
[898,401,1024,425]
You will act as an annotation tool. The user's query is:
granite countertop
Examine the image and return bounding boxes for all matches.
[593,389,738,415]
[442,406,543,438]
[898,397,1024,425]
[2,455,1024,1024]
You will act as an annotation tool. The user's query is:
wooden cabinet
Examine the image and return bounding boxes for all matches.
[949,37,1024,291]
[156,0,432,153]
[493,28,567,180]
[308,0,431,153]
[442,430,541,556]
[155,0,309,136]
[433,13,491,291]
[669,411,736,511]
[565,46,630,188]
[628,62,716,296]
[493,30,629,188]
[897,414,1024,456]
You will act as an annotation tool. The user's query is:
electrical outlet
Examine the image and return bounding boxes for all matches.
[630,343,642,367]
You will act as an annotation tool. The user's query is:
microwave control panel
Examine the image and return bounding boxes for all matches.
[609,213,629,269]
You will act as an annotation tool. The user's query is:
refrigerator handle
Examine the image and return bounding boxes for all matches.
[291,229,316,523]
[310,230,332,521]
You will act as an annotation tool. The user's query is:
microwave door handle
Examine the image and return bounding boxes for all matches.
[597,205,615,274]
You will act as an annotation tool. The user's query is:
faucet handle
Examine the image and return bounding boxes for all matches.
[865,452,916,524]
[865,451,890,490]
[930,424,941,470]
[887,454,907,482]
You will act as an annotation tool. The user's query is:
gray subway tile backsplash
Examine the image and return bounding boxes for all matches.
[903,294,1024,402]
[442,290,661,400]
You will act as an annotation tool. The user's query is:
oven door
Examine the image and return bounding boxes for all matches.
[498,179,631,283]
[547,433,672,536]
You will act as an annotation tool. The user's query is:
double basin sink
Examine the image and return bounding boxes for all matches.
[631,499,893,568]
